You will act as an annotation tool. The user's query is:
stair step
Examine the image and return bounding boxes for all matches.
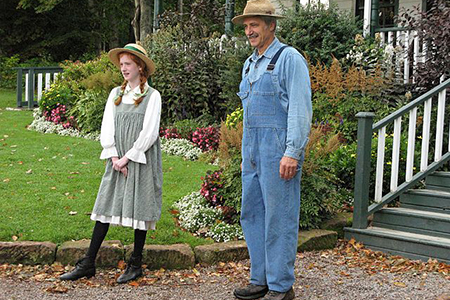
[426,171,450,190]
[373,207,450,238]
[400,189,450,213]
[344,226,450,263]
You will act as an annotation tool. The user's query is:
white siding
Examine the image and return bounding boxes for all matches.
[329,0,421,15]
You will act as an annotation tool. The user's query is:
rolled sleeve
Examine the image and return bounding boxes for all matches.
[283,52,312,160]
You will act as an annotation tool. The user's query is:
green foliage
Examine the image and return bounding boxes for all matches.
[38,81,76,113]
[300,168,341,229]
[44,53,121,133]
[312,92,392,142]
[225,107,244,129]
[169,119,203,140]
[399,0,450,90]
[69,90,108,133]
[145,25,225,123]
[278,2,362,65]
[0,55,20,89]
[218,38,253,114]
[219,149,242,220]
[145,0,252,124]
[80,70,122,92]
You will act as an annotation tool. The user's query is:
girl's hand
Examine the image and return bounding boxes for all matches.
[111,157,120,171]
[120,166,128,177]
[114,156,130,170]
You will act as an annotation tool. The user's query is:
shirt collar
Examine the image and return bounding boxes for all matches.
[125,82,149,93]
[251,37,281,61]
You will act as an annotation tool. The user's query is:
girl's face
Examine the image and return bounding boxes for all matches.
[119,53,141,84]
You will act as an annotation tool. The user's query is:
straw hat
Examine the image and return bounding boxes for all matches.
[232,0,284,25]
[108,43,156,75]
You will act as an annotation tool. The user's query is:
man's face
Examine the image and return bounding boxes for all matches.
[243,17,275,54]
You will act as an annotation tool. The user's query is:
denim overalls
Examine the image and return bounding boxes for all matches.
[238,41,308,293]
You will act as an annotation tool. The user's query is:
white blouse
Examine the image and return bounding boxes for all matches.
[99,83,162,164]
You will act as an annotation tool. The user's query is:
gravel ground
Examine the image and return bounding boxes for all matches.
[1,241,450,300]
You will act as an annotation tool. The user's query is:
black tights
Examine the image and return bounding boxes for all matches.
[86,221,147,262]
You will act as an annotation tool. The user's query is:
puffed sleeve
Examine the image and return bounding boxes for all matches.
[124,90,162,164]
[99,88,119,159]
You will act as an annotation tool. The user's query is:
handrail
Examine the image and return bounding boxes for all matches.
[373,78,450,131]
[352,77,449,229]
[375,27,410,33]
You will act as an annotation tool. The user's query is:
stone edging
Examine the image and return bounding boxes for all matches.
[0,229,338,268]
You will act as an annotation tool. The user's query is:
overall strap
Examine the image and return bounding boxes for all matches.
[267,46,289,71]
[245,58,253,75]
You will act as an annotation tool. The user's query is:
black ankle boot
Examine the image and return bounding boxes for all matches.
[117,255,143,284]
[60,257,95,281]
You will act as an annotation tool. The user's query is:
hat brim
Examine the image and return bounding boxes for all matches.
[108,48,156,76]
[232,13,284,25]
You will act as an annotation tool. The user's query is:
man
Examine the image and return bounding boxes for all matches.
[232,1,312,300]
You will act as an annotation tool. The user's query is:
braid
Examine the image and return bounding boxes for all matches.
[134,74,147,106]
[114,80,127,106]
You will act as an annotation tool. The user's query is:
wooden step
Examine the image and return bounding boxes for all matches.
[426,172,450,193]
[373,207,450,238]
[400,189,450,213]
[344,226,450,263]
[426,171,450,188]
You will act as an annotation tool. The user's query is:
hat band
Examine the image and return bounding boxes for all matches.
[123,45,147,56]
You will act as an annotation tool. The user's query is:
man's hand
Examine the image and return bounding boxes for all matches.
[279,156,298,180]
[113,156,129,171]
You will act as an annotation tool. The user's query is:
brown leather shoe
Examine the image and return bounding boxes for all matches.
[261,287,295,300]
[234,284,269,299]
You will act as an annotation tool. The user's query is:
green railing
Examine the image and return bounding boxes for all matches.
[14,66,63,109]
[353,77,450,229]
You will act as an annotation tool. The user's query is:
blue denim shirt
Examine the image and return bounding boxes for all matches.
[241,37,312,160]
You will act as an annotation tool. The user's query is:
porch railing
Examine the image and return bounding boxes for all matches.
[353,77,450,229]
[14,67,63,109]
[375,27,425,85]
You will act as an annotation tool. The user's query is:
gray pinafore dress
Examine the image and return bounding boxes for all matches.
[90,87,163,230]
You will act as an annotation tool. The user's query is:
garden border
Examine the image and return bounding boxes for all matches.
[0,229,340,268]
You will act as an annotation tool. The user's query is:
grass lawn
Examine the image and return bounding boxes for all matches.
[0,89,216,247]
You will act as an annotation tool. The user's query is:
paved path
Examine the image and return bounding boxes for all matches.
[1,244,450,300]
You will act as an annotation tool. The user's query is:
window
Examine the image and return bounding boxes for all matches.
[355,0,398,28]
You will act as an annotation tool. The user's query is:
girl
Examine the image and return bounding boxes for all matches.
[60,43,162,284]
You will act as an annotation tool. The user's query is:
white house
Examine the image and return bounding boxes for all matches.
[272,0,424,36]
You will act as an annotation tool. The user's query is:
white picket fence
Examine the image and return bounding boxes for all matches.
[377,28,426,85]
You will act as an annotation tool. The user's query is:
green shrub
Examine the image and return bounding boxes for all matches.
[38,81,76,113]
[0,55,20,89]
[278,2,362,65]
[69,90,109,133]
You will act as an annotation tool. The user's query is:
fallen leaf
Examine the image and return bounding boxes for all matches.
[393,281,406,288]
[51,187,56,190]
[69,211,77,215]
[10,145,17,148]
[45,285,68,294]
[12,235,18,241]
[128,281,140,287]
[3,178,10,183]
[26,169,33,174]
[81,162,89,165]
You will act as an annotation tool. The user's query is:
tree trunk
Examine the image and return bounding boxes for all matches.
[132,0,141,42]
[139,0,152,41]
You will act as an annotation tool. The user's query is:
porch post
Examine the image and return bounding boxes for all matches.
[225,0,235,36]
[353,112,375,229]
[153,0,162,31]
[363,0,372,37]
[370,0,380,37]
